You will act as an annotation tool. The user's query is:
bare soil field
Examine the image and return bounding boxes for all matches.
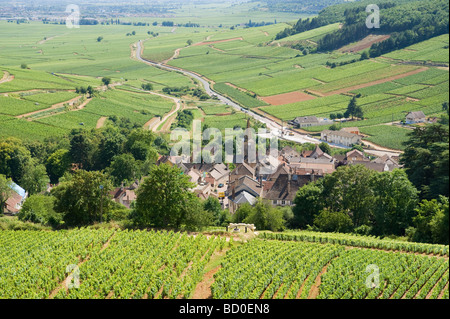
[339,34,391,53]
[261,90,316,105]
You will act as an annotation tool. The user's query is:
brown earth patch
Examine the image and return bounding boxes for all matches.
[191,266,221,299]
[96,116,107,128]
[339,34,391,53]
[0,72,14,84]
[261,91,316,106]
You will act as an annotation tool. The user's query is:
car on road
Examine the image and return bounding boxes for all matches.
[218,183,224,188]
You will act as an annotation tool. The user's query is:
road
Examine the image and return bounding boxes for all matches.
[135,40,402,157]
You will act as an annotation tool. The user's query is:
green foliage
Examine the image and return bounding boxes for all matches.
[314,209,353,233]
[0,137,32,184]
[18,194,61,228]
[242,198,286,231]
[45,149,71,184]
[0,174,13,214]
[133,164,207,230]
[107,153,138,186]
[400,124,449,199]
[21,162,49,195]
[52,170,113,226]
[412,196,449,245]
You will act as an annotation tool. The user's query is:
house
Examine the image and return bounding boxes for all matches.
[346,149,368,162]
[340,127,360,135]
[348,161,390,172]
[264,171,305,207]
[289,157,336,174]
[372,154,401,171]
[405,111,426,124]
[291,116,333,128]
[228,175,263,213]
[292,116,319,128]
[110,181,141,209]
[229,162,256,183]
[321,130,361,147]
[4,183,27,215]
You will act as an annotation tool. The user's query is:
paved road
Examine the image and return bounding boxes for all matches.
[135,40,402,157]
[136,41,318,144]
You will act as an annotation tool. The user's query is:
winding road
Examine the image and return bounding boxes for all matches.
[135,40,402,157]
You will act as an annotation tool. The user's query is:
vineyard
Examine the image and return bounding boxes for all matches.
[212,239,449,299]
[0,229,448,299]
[0,229,226,299]
[261,230,449,256]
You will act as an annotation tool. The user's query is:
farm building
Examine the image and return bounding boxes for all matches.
[405,111,426,124]
[291,116,333,128]
[340,127,360,135]
[4,183,27,215]
[320,130,362,147]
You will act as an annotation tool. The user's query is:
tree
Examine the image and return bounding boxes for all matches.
[97,36,103,42]
[46,149,71,184]
[329,113,337,120]
[21,162,49,195]
[344,96,358,120]
[321,165,376,227]
[0,138,32,184]
[0,174,13,214]
[107,153,137,186]
[187,39,193,46]
[319,142,332,155]
[52,170,112,226]
[314,210,353,233]
[133,164,198,229]
[353,105,364,119]
[20,63,27,69]
[400,124,449,199]
[370,169,419,236]
[69,130,100,171]
[101,77,112,86]
[360,51,369,60]
[292,183,324,228]
[132,31,136,36]
[233,203,253,223]
[243,199,286,231]
[18,194,61,228]
[141,83,153,91]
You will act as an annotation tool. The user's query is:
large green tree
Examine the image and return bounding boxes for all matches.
[133,164,205,229]
[400,124,449,199]
[21,162,49,195]
[0,138,32,184]
[370,169,419,236]
[46,149,72,184]
[107,153,138,186]
[243,198,286,232]
[52,170,112,226]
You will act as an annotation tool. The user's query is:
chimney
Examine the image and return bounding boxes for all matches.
[232,186,236,200]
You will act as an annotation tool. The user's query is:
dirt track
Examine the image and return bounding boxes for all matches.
[0,71,14,84]
[96,116,107,128]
